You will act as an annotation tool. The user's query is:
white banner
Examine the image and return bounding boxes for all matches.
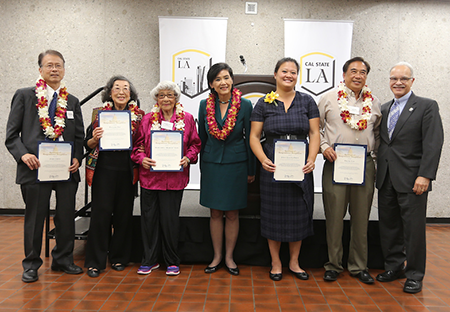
[284,19,353,192]
[159,16,228,188]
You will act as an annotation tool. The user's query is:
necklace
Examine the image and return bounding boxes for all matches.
[102,100,144,134]
[337,82,373,131]
[219,100,229,104]
[206,88,241,140]
[150,102,185,131]
[35,76,68,140]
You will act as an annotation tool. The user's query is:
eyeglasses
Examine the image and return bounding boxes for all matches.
[158,94,175,99]
[389,77,413,83]
[42,63,64,70]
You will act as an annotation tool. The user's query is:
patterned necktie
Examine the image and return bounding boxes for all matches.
[48,92,58,126]
[388,100,400,139]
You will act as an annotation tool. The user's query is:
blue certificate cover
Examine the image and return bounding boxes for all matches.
[272,139,308,182]
[150,130,184,172]
[332,143,367,185]
[36,141,73,183]
[98,110,132,151]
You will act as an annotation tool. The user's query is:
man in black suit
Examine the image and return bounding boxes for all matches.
[5,50,84,282]
[376,62,443,293]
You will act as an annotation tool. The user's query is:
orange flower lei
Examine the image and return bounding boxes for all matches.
[337,82,373,131]
[102,101,144,134]
[206,88,241,140]
[35,77,68,140]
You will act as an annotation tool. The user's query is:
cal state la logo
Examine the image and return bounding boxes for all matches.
[299,53,335,96]
[172,49,212,99]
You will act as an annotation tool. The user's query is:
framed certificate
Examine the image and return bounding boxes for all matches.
[37,141,73,182]
[150,130,183,172]
[98,110,132,151]
[332,143,367,185]
[273,140,307,182]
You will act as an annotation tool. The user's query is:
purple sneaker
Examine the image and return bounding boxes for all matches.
[166,265,180,276]
[137,263,160,275]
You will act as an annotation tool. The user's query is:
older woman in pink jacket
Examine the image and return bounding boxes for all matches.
[131,81,201,276]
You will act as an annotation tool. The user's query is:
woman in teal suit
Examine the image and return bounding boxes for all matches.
[198,63,256,275]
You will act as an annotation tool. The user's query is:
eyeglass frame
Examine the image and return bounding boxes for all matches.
[389,77,413,83]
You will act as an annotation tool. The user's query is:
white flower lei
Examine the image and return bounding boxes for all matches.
[150,102,185,131]
[337,82,373,131]
[35,76,68,139]
[102,100,142,132]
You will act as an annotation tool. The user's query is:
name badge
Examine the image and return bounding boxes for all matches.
[67,111,74,119]
[161,121,173,130]
[348,106,360,115]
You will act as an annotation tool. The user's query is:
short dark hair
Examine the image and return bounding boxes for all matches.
[274,57,299,73]
[101,75,138,103]
[342,57,371,74]
[38,50,65,67]
[207,63,234,96]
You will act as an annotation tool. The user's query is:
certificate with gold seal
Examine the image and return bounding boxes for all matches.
[98,111,132,151]
[37,141,73,182]
[150,130,183,172]
[273,140,307,182]
[332,143,367,185]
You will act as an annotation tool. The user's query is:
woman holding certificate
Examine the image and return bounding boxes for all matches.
[84,76,144,278]
[249,57,320,281]
[131,81,201,276]
[198,63,256,276]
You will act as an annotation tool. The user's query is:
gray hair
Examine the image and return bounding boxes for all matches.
[150,81,181,102]
[390,62,414,78]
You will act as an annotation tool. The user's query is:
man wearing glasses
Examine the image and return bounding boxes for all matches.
[5,50,84,283]
[376,62,443,293]
[318,57,381,284]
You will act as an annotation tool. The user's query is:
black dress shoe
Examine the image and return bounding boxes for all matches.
[22,269,38,283]
[226,266,239,276]
[323,270,339,282]
[87,268,100,278]
[376,269,406,282]
[289,268,309,280]
[204,263,223,273]
[351,270,374,284]
[111,263,125,271]
[269,270,282,281]
[51,263,83,274]
[403,279,422,294]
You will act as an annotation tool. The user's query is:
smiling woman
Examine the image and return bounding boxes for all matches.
[198,63,256,276]
[83,75,144,278]
[131,80,201,277]
[249,57,320,282]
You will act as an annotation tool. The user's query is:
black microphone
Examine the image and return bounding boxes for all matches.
[239,55,247,73]
[239,55,246,66]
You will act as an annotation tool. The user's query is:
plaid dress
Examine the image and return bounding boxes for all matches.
[251,91,319,242]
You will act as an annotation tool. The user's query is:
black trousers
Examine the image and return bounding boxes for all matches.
[140,188,183,267]
[21,181,78,270]
[84,166,134,270]
[378,171,428,281]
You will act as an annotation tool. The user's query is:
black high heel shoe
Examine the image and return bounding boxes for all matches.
[87,267,99,278]
[204,263,223,273]
[226,265,239,276]
[269,268,282,281]
[289,268,309,280]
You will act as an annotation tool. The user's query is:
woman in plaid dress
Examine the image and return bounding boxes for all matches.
[249,58,320,281]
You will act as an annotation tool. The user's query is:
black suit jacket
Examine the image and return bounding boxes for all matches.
[376,92,443,193]
[5,86,84,185]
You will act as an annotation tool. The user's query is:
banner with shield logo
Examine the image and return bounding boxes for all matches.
[284,19,353,103]
[284,19,353,192]
[159,16,228,188]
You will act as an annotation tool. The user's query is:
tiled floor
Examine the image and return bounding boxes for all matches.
[1,216,450,311]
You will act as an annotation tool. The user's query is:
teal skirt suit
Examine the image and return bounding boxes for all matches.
[198,96,256,211]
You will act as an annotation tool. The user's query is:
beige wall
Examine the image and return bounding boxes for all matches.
[1,0,449,216]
